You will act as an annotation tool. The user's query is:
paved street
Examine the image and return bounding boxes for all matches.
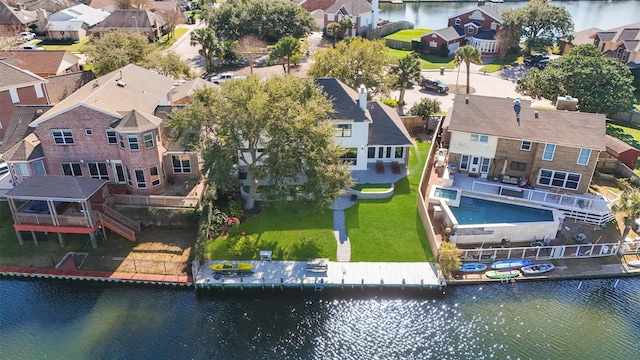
[166,22,207,75]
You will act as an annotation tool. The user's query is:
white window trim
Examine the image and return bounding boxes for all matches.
[34,84,44,98]
[538,169,581,190]
[134,168,146,188]
[172,155,192,174]
[542,144,555,161]
[9,88,19,103]
[88,162,109,180]
[143,132,154,149]
[128,135,139,151]
[106,129,117,144]
[150,166,161,187]
[460,154,469,170]
[520,140,531,151]
[577,148,591,165]
[52,129,74,145]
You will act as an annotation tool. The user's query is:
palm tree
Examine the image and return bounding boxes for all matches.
[326,22,341,47]
[611,189,640,242]
[390,53,422,113]
[190,28,222,73]
[269,37,301,74]
[453,45,483,94]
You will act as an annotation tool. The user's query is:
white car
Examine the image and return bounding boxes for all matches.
[20,32,35,41]
[23,45,44,50]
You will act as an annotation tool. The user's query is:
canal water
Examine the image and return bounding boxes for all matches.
[379,1,640,32]
[1,278,639,358]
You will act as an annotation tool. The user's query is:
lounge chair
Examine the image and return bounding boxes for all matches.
[391,161,401,174]
[376,160,384,174]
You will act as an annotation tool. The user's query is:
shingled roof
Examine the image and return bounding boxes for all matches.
[314,78,370,123]
[0,60,47,91]
[0,105,52,158]
[447,95,606,151]
[1,133,43,162]
[0,50,81,77]
[113,109,163,133]
[325,0,371,15]
[44,71,96,104]
[5,175,107,200]
[367,101,415,147]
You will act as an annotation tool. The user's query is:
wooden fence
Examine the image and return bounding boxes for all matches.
[111,194,199,208]
[367,21,414,40]
[385,38,413,50]
[610,110,640,126]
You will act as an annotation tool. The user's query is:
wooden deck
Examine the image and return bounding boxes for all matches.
[195,260,444,290]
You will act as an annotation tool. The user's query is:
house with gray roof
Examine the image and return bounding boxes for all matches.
[592,22,640,68]
[444,94,607,194]
[44,3,110,41]
[324,0,374,37]
[90,9,167,41]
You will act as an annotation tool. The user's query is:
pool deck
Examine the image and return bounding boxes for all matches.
[194,260,444,290]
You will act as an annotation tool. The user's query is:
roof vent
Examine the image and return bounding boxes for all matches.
[117,81,127,88]
[465,97,469,104]
[534,111,539,119]
[513,99,521,125]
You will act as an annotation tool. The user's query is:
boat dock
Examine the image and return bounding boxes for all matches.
[194,260,444,291]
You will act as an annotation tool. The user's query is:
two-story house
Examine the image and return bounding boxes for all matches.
[592,22,640,67]
[323,0,374,37]
[420,1,506,55]
[444,95,606,195]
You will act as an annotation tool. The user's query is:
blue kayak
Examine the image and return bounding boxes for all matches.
[459,262,487,272]
[490,259,533,270]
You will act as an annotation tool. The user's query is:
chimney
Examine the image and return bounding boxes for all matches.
[513,99,521,125]
[555,95,579,111]
[358,84,367,111]
[478,0,486,6]
[372,0,380,30]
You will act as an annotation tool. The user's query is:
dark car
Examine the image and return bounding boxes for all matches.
[523,53,549,66]
[421,78,449,93]
[535,59,550,70]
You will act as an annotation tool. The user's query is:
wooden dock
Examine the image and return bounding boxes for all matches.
[195,260,445,290]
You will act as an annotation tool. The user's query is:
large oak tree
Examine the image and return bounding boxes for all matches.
[167,76,352,210]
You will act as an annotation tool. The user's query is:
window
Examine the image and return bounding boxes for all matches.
[470,134,488,143]
[9,88,19,103]
[386,147,392,158]
[62,163,82,176]
[143,132,154,149]
[128,135,139,150]
[85,129,93,136]
[340,148,358,165]
[34,84,44,98]
[577,148,591,165]
[429,41,437,48]
[538,169,581,190]
[510,161,527,172]
[52,130,74,145]
[33,160,45,175]
[480,158,490,173]
[378,147,384,158]
[135,169,146,188]
[106,130,117,144]
[367,147,375,159]
[88,162,109,180]
[333,124,352,137]
[172,155,191,173]
[622,50,628,62]
[521,141,531,151]
[150,166,160,187]
[460,155,469,170]
[118,133,125,148]
[17,163,30,176]
[542,144,555,161]
[126,167,132,186]
[394,147,403,159]
[454,18,461,25]
[467,27,474,34]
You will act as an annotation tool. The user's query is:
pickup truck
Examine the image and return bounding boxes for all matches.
[209,73,246,84]
[523,53,549,66]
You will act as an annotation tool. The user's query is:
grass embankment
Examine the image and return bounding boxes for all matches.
[388,49,456,70]
[345,141,434,262]
[478,55,524,73]
[384,28,432,42]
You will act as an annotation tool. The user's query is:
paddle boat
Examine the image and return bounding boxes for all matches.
[458,262,487,273]
[485,270,520,279]
[626,260,640,268]
[490,259,533,270]
[521,263,555,275]
[210,262,253,273]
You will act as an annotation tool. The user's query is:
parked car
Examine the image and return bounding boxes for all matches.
[421,78,449,93]
[523,53,549,66]
[20,31,35,41]
[209,72,246,84]
[535,59,550,70]
[22,45,44,50]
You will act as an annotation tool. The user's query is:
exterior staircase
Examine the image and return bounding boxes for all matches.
[93,204,140,241]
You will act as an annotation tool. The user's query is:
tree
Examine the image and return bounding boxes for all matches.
[494,27,519,65]
[326,22,341,47]
[308,38,391,96]
[235,35,267,74]
[438,242,462,279]
[204,0,317,42]
[389,53,422,110]
[167,76,352,210]
[516,44,635,115]
[269,37,301,74]
[453,45,482,94]
[501,0,573,54]
[190,27,223,73]
[145,50,193,79]
[338,17,353,38]
[408,98,441,120]
[81,30,153,76]
[611,189,640,243]
[161,10,183,40]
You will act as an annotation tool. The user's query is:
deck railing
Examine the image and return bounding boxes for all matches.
[457,242,620,262]
[93,204,140,231]
[14,213,91,227]
[111,194,199,208]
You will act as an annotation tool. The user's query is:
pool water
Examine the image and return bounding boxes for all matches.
[450,196,554,225]
[432,187,458,200]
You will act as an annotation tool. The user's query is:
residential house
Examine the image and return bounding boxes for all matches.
[444,95,606,194]
[44,4,110,41]
[0,1,37,30]
[601,135,639,170]
[2,64,200,196]
[0,60,49,145]
[22,0,74,13]
[90,9,167,41]
[420,1,506,55]
[324,0,373,37]
[592,22,640,67]
[0,50,82,77]
[44,71,97,104]
[558,27,601,55]
[169,78,218,105]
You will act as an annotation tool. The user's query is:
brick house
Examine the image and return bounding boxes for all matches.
[592,22,640,67]
[444,95,606,194]
[0,50,81,77]
[0,61,49,145]
[324,0,374,37]
[1,64,200,196]
[90,9,167,41]
[421,1,506,55]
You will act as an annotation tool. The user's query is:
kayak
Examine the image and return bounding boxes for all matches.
[458,262,487,273]
[521,263,555,275]
[485,270,521,279]
[490,259,533,270]
[210,262,253,272]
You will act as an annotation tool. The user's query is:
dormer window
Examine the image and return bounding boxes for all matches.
[455,18,461,25]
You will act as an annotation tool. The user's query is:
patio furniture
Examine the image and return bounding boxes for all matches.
[376,160,384,174]
[391,161,401,174]
[573,233,587,243]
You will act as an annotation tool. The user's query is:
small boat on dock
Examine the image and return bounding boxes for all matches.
[490,259,533,270]
[210,262,253,273]
[521,263,555,275]
[485,270,520,279]
[459,262,487,273]
[626,260,640,268]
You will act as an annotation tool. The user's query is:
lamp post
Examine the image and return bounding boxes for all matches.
[132,16,138,33]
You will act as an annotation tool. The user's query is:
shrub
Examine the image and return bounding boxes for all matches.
[380,98,398,108]
[227,200,244,219]
[438,43,450,58]
[226,233,258,257]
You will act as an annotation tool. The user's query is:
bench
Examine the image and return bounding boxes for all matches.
[500,175,520,185]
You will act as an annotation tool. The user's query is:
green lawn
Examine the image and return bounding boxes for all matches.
[352,183,392,192]
[36,37,91,51]
[345,141,435,262]
[384,28,432,42]
[157,28,189,50]
[204,203,336,261]
[478,55,524,73]
[388,49,455,70]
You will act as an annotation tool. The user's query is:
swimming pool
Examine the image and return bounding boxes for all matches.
[432,187,458,200]
[450,196,555,225]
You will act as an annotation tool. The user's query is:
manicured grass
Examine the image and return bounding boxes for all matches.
[478,55,524,73]
[345,141,435,262]
[352,183,392,192]
[607,123,640,148]
[388,49,455,70]
[158,28,189,50]
[204,203,336,261]
[36,37,91,51]
[384,28,432,42]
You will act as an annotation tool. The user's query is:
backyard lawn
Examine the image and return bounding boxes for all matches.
[204,203,336,261]
[384,28,432,42]
[478,55,523,73]
[345,141,434,262]
[36,37,91,51]
[388,49,455,70]
[607,122,640,173]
